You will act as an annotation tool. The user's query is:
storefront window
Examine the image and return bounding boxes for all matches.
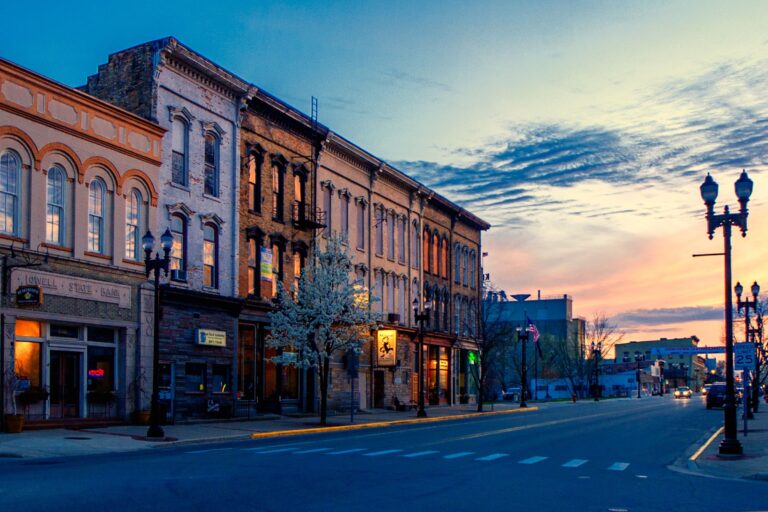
[15,319,42,338]
[185,363,206,393]
[50,324,79,339]
[14,341,42,388]
[212,365,231,394]
[88,327,115,343]
[238,326,256,400]
[281,350,299,400]
[87,346,115,393]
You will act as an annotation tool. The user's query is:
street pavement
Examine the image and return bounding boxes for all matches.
[0,396,766,511]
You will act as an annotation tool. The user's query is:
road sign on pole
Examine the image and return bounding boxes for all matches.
[734,343,755,370]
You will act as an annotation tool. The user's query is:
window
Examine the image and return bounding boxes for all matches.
[398,277,407,323]
[412,223,419,269]
[412,278,419,324]
[323,185,332,236]
[294,171,306,223]
[375,271,384,314]
[125,189,142,260]
[88,178,106,253]
[432,232,439,275]
[293,248,305,293]
[454,295,461,335]
[212,364,231,393]
[87,346,115,394]
[356,200,366,250]
[340,194,350,240]
[203,223,218,288]
[387,211,395,260]
[185,363,206,393]
[454,242,461,283]
[422,228,430,271]
[171,118,188,186]
[272,163,284,221]
[398,217,406,263]
[204,134,219,197]
[248,152,261,212]
[443,292,450,331]
[462,247,469,286]
[375,207,384,256]
[386,273,395,314]
[46,165,65,245]
[441,239,448,279]
[0,151,20,236]
[14,341,42,388]
[432,292,440,331]
[469,251,476,289]
[247,238,258,296]
[271,242,284,297]
[170,214,187,276]
[463,298,470,336]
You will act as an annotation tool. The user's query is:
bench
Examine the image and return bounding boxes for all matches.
[393,397,417,412]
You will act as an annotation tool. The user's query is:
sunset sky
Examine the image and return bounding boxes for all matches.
[3,0,767,346]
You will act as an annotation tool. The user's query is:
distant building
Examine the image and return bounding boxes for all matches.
[612,337,707,391]
[485,292,585,345]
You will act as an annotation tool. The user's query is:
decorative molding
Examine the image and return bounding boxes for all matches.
[200,120,225,138]
[245,226,265,240]
[292,240,309,253]
[354,196,368,206]
[292,163,309,178]
[320,179,336,191]
[271,152,289,168]
[200,212,225,228]
[354,263,369,274]
[338,187,352,199]
[168,105,195,125]
[167,202,196,221]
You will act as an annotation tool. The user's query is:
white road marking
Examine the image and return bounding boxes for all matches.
[252,448,298,454]
[293,448,331,454]
[363,449,403,457]
[476,453,509,461]
[403,451,439,458]
[518,456,548,464]
[636,475,648,479]
[186,448,233,454]
[443,452,474,459]
[608,462,630,471]
[327,448,367,455]
[562,459,588,468]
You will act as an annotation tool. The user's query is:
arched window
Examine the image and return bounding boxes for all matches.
[387,273,395,314]
[411,222,420,269]
[46,165,66,245]
[454,242,461,283]
[422,227,430,271]
[171,117,188,186]
[203,223,219,288]
[248,151,262,212]
[441,238,448,279]
[462,297,470,336]
[387,211,395,260]
[462,247,469,286]
[170,214,187,278]
[454,295,461,335]
[204,134,219,197]
[0,150,20,235]
[432,290,440,330]
[432,231,439,275]
[273,162,285,222]
[412,277,419,324]
[88,178,106,253]
[125,189,142,260]
[469,250,477,289]
[398,276,407,323]
[442,290,450,332]
[375,271,384,314]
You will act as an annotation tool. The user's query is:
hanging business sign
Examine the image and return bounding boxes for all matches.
[195,329,227,347]
[377,330,397,367]
[260,247,273,282]
[15,285,42,307]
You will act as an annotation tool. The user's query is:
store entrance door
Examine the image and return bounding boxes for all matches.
[373,371,385,408]
[50,351,81,418]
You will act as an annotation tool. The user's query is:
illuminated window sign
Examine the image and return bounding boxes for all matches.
[88,368,105,379]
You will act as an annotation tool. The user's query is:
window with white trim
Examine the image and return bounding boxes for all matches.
[46,165,65,245]
[125,189,142,260]
[88,178,106,253]
[0,150,20,235]
[171,118,188,186]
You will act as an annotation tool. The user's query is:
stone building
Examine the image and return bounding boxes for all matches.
[83,38,252,419]
[0,57,163,424]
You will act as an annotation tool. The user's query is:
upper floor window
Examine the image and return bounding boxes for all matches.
[125,189,143,260]
[454,295,461,335]
[454,242,461,283]
[0,150,20,235]
[271,241,284,297]
[340,193,350,241]
[422,228,430,271]
[375,207,384,256]
[294,172,306,223]
[203,223,218,288]
[432,232,439,275]
[386,273,395,314]
[398,217,406,263]
[442,291,450,331]
[171,118,188,186]
[398,277,407,322]
[441,239,448,279]
[247,238,259,296]
[469,250,477,289]
[88,178,106,253]
[272,163,285,222]
[462,247,469,286]
[204,134,219,197]
[46,165,66,245]
[248,152,261,212]
[412,223,419,269]
[375,271,384,314]
[293,248,305,295]
[356,200,366,250]
[170,214,187,277]
[387,211,395,260]
[323,185,333,237]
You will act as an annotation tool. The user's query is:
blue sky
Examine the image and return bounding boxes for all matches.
[3,1,768,343]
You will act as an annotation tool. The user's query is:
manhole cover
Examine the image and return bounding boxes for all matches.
[64,436,92,440]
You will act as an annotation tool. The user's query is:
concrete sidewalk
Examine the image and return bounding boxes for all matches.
[0,402,536,460]
[683,404,768,482]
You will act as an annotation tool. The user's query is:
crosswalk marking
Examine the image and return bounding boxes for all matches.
[293,448,331,454]
[518,456,548,465]
[403,451,439,458]
[327,448,367,455]
[363,449,403,457]
[476,453,509,461]
[562,459,588,468]
[251,447,298,454]
[443,452,475,459]
[608,462,630,471]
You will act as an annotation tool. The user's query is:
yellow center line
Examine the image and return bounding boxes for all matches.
[689,426,724,461]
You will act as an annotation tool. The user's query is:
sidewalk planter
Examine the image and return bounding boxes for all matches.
[17,387,50,408]
[4,414,25,433]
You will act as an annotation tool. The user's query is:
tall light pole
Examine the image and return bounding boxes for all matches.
[591,341,602,401]
[412,298,431,418]
[516,326,530,408]
[735,280,760,417]
[142,228,173,439]
[635,351,645,399]
[700,170,753,456]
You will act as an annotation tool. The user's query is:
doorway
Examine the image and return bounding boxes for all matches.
[373,371,385,408]
[50,351,81,418]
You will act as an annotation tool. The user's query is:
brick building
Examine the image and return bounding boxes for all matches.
[0,57,163,425]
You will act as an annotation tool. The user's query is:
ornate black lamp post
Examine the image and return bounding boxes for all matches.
[700,170,753,456]
[516,326,530,408]
[735,280,760,416]
[142,228,173,439]
[635,351,645,399]
[591,341,602,401]
[412,298,431,418]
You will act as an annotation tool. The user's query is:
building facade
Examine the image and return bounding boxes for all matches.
[0,57,163,424]
[612,337,707,392]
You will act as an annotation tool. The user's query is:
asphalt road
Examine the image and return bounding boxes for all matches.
[1,396,766,512]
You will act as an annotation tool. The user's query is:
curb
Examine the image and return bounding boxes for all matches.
[249,407,539,439]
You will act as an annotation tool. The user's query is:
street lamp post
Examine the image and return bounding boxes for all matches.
[142,228,173,439]
[412,298,431,418]
[700,170,753,456]
[516,326,530,408]
[591,341,602,401]
[635,351,645,399]
[735,280,760,415]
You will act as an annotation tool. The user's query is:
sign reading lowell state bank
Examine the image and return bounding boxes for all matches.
[11,269,131,309]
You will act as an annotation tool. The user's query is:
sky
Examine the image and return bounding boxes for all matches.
[2,0,768,347]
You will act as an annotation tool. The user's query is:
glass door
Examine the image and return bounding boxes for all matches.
[49,351,81,418]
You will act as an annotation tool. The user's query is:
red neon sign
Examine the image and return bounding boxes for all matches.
[88,369,105,379]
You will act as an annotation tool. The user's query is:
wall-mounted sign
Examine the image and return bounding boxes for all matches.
[195,329,227,347]
[377,330,397,367]
[16,285,42,307]
[260,247,273,282]
[11,269,131,308]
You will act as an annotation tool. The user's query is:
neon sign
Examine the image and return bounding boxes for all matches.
[88,369,105,379]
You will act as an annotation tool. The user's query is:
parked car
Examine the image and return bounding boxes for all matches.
[706,383,727,409]
[502,387,522,401]
[674,386,692,399]
[701,384,711,396]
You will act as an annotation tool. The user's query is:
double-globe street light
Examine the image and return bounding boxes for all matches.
[591,341,602,401]
[142,228,173,439]
[516,326,531,408]
[412,298,431,418]
[735,280,760,416]
[700,170,753,456]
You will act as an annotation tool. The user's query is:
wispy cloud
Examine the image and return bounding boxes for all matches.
[612,306,723,327]
[380,69,452,92]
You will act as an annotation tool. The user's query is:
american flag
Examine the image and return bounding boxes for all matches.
[527,316,543,357]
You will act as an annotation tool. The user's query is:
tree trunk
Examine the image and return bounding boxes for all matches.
[319,358,330,425]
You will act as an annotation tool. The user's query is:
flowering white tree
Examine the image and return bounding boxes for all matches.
[267,234,380,425]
